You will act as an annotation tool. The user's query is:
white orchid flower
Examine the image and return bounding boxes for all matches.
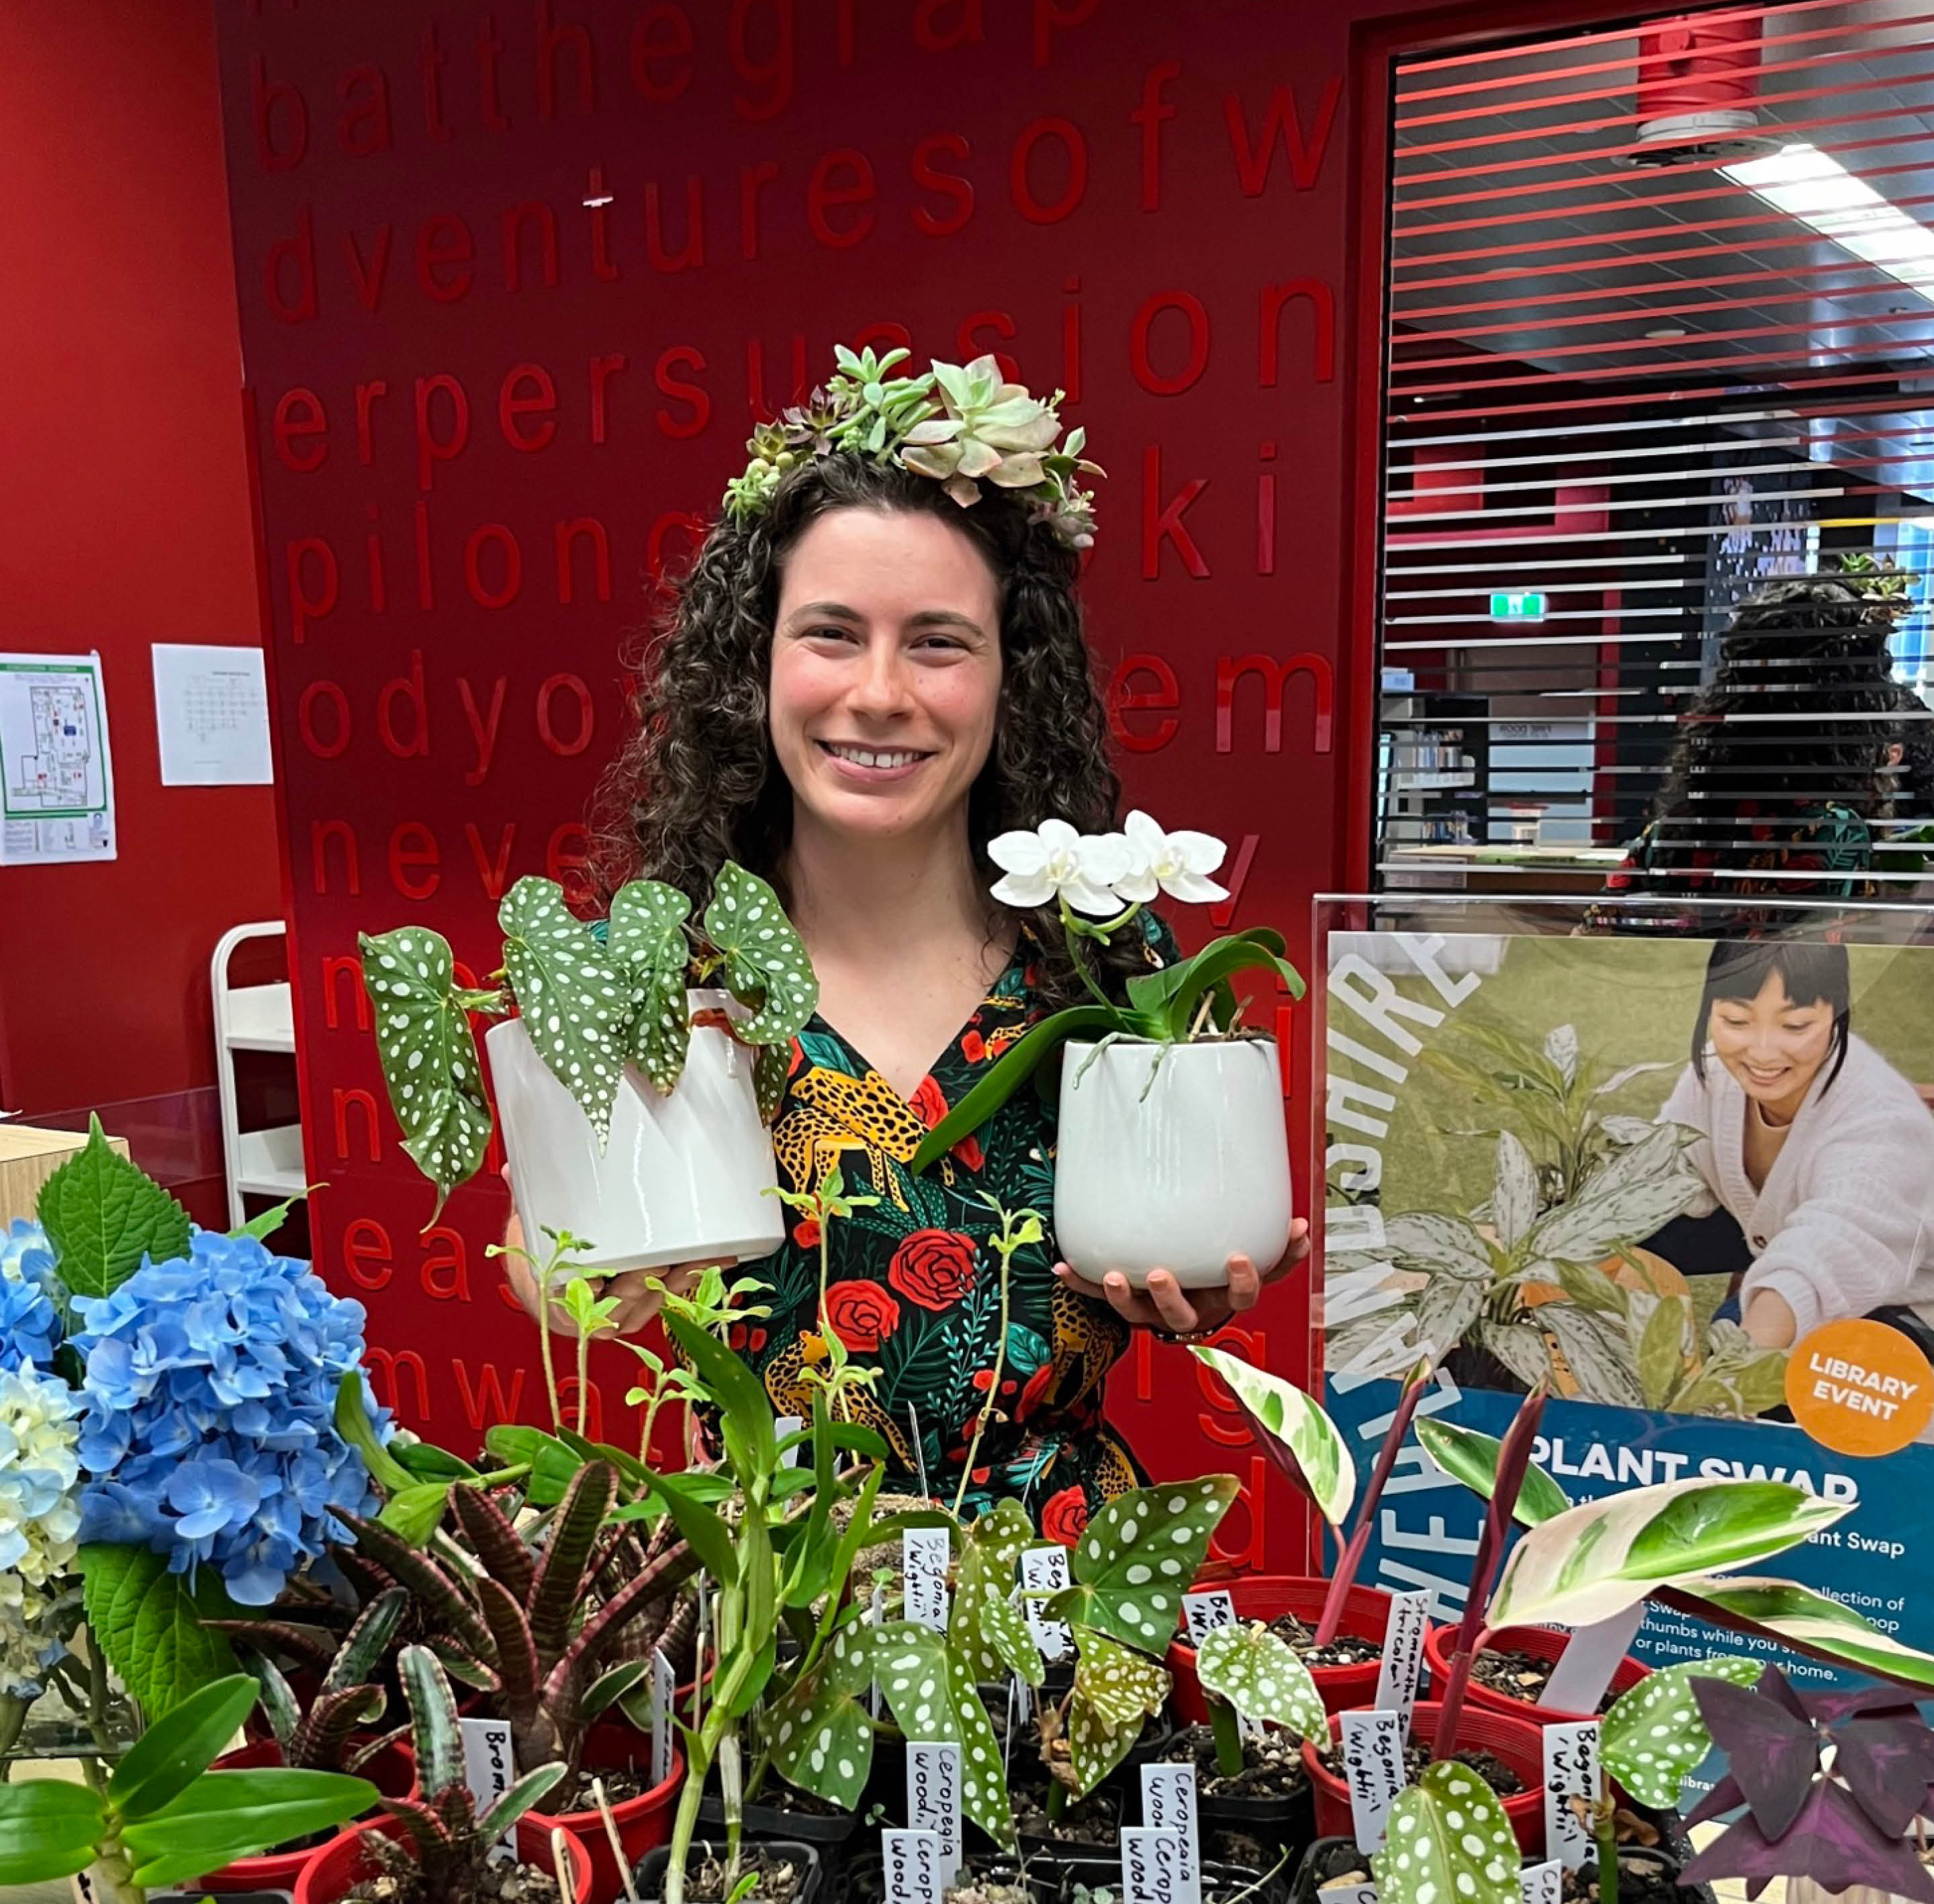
[1111,810,1230,906]
[988,818,1130,917]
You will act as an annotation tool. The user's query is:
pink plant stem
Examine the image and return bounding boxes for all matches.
[1315,1365,1432,1647]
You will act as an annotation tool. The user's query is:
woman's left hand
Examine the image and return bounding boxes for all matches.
[1052,1217,1310,1339]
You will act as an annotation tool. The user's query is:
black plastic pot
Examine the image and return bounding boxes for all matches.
[1056,1850,1293,1904]
[845,1850,1062,1904]
[635,1837,825,1904]
[1012,1782,1124,1856]
[697,1790,861,1878]
[1291,1838,1372,1904]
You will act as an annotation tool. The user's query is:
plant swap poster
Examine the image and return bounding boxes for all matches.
[1316,924,1934,1682]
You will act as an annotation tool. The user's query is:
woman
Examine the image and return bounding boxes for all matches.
[1652,939,1934,1353]
[502,346,1306,1527]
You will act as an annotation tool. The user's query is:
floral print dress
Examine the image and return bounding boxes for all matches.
[722,916,1176,1543]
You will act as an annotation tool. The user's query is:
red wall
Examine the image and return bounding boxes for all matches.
[0,1,281,1220]
[207,0,1479,1568]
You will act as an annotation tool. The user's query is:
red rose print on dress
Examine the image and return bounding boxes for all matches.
[1041,1484,1089,1547]
[907,1078,984,1172]
[888,1231,978,1310]
[821,1280,900,1353]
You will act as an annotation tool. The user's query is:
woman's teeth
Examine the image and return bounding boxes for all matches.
[827,744,921,769]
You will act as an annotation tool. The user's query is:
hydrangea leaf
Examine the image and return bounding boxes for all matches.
[606,879,693,1092]
[79,1544,240,1719]
[1191,1345,1356,1529]
[1374,1758,1522,1904]
[358,926,492,1208]
[37,1115,191,1300]
[768,1620,878,1808]
[702,861,819,1045]
[1045,1477,1237,1655]
[1602,1656,1762,1807]
[499,876,630,1147]
[953,1500,1044,1686]
[872,1622,1013,1846]
[1196,1622,1326,1740]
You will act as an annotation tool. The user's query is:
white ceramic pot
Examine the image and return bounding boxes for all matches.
[1054,1038,1293,1289]
[486,990,784,1276]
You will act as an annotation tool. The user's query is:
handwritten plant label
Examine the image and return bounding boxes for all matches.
[1372,1588,1432,1741]
[1318,1883,1378,1904]
[904,1527,951,1633]
[458,1714,516,1861]
[907,1740,962,1886]
[650,1646,676,1787]
[883,1829,945,1904]
[870,1579,887,1714]
[1121,1827,1188,1904]
[1020,1543,1073,1661]
[1520,1860,1564,1904]
[1181,1588,1238,1648]
[775,1413,804,1467]
[1543,1720,1602,1870]
[1141,1764,1202,1904]
[1340,1709,1409,1852]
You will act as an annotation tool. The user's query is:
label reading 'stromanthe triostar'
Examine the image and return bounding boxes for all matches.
[904,1526,950,1633]
[1340,1709,1409,1852]
[1019,1543,1073,1661]
[883,1829,945,1904]
[1542,1720,1602,1872]
[907,1740,962,1887]
[1140,1764,1202,1904]
[1520,1860,1564,1904]
[1121,1827,1188,1904]
[650,1645,676,1787]
[458,1715,516,1862]
[1180,1588,1237,1648]
[1373,1589,1432,1742]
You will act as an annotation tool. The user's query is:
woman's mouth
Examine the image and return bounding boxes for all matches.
[1740,1063,1790,1089]
[817,740,931,780]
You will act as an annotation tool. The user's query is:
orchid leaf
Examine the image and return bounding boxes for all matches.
[1600,1656,1761,1807]
[1192,1346,1355,1529]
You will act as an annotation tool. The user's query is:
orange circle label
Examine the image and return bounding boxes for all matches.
[1786,1317,1934,1456]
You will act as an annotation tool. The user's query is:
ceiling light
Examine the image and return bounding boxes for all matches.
[1723,142,1934,307]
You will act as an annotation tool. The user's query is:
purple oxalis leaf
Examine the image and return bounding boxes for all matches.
[1833,1717,1934,1838]
[1684,1772,1747,1834]
[1694,1672,1820,1842]
[1681,1776,1934,1904]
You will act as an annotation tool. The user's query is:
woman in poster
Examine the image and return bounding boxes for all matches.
[1653,939,1934,1353]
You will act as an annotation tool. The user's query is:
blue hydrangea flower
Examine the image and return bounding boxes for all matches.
[69,1230,385,1607]
[0,1219,61,1371]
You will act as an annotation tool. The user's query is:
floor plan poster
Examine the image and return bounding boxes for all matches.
[0,653,116,865]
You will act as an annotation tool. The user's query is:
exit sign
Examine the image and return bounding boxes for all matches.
[1490,590,1548,620]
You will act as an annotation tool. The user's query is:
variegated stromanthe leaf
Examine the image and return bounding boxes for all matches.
[1192,1345,1356,1529]
[1375,1760,1521,1904]
[1196,1622,1326,1740]
[1046,1477,1237,1656]
[1602,1656,1762,1807]
[359,926,492,1208]
[500,877,630,1145]
[1414,1417,1572,1527]
[1675,1576,1934,1689]
[703,861,818,1045]
[606,879,692,1092]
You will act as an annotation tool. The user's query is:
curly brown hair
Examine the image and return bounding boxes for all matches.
[589,454,1148,1011]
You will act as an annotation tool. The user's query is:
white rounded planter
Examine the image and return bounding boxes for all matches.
[486,990,784,1276]
[1054,1038,1293,1289]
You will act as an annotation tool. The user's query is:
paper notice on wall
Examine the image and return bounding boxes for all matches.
[152,643,273,786]
[0,653,115,865]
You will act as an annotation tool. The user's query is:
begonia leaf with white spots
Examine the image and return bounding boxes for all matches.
[606,879,693,1093]
[1074,1626,1170,1731]
[1196,1621,1326,1740]
[703,861,819,1045]
[1373,1758,1520,1904]
[359,926,493,1211]
[872,1621,1014,1846]
[1045,1477,1237,1656]
[953,1500,1044,1687]
[1602,1656,1761,1807]
[754,1043,792,1125]
[766,1620,878,1809]
[499,876,630,1147]
[1066,1697,1140,1797]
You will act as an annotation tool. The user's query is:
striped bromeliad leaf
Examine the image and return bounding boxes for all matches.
[1374,1760,1522,1904]
[1669,1576,1934,1691]
[1601,1656,1763,1807]
[1488,1478,1851,1629]
[1191,1345,1356,1529]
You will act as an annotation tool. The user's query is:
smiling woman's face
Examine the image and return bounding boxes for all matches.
[768,506,1003,846]
[1708,967,1837,1118]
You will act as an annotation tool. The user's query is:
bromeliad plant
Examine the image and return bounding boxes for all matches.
[912,814,1304,1169]
[361,865,818,1212]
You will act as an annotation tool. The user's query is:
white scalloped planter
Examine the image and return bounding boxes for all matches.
[1054,1037,1292,1289]
[486,989,783,1276]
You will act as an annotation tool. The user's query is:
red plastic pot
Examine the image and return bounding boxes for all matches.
[527,1723,687,1904]
[1424,1623,1651,1727]
[1167,1576,1395,1722]
[296,1815,593,1904]
[1302,1700,1547,1855]
[195,1739,415,1891]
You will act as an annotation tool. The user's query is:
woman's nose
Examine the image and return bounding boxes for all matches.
[848,647,913,715]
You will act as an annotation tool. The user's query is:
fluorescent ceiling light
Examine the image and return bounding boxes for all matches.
[1723,142,1934,305]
